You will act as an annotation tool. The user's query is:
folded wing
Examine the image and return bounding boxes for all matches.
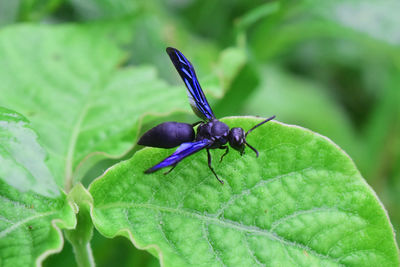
[145,139,212,173]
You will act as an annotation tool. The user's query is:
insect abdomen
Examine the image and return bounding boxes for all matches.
[138,122,195,148]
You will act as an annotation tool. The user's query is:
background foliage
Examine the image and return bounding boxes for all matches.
[0,0,399,266]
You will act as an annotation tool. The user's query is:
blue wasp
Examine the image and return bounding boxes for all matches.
[138,47,275,184]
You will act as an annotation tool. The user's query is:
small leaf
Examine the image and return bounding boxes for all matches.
[0,107,76,266]
[89,117,399,266]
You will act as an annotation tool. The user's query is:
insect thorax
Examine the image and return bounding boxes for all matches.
[196,119,229,147]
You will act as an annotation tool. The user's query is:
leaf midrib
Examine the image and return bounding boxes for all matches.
[64,101,90,191]
[63,66,119,191]
[95,202,339,264]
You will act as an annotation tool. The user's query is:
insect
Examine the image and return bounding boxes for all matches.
[138,47,275,184]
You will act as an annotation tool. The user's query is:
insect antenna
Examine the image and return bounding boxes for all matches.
[245,115,276,137]
[245,115,275,157]
[245,141,259,157]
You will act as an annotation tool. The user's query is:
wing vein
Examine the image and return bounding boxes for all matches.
[166,47,215,121]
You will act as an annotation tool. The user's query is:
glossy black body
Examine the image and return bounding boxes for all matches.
[138,122,195,148]
[139,120,231,150]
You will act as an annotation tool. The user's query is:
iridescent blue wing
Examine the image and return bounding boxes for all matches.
[145,139,212,173]
[166,47,216,121]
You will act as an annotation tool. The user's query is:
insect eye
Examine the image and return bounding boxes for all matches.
[234,135,241,143]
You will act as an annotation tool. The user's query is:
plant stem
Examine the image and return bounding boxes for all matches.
[71,241,95,267]
[65,183,95,267]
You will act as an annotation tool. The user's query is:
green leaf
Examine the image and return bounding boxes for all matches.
[89,116,399,266]
[0,107,59,197]
[0,107,76,266]
[0,21,189,190]
[201,47,247,101]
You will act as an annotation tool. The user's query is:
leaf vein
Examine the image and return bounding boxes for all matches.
[97,203,339,263]
[215,167,313,217]
[202,222,226,267]
[243,233,265,266]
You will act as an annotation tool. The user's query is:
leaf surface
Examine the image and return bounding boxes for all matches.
[0,107,59,197]
[0,107,76,266]
[89,117,399,266]
[0,21,245,190]
[0,21,189,190]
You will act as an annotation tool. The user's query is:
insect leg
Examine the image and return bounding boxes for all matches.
[207,149,224,184]
[219,145,229,163]
[163,164,177,175]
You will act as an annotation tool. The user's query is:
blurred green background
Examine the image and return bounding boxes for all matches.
[1,0,399,266]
